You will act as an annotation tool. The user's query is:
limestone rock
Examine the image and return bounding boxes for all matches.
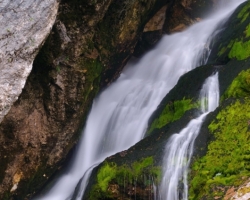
[0,0,59,123]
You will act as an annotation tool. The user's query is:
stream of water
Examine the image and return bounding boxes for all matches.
[158,73,219,200]
[35,1,245,199]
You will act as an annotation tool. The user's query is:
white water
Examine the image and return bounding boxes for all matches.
[158,73,219,200]
[35,1,245,199]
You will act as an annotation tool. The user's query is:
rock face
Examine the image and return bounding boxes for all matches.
[133,0,215,57]
[163,0,216,33]
[84,1,250,199]
[0,0,222,199]
[0,0,171,199]
[0,0,59,123]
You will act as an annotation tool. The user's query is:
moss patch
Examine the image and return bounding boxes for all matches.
[237,0,250,23]
[209,1,250,63]
[228,39,250,60]
[147,98,198,135]
[97,162,117,192]
[222,69,250,100]
[80,58,103,102]
[217,38,250,61]
[89,157,160,199]
[189,98,250,200]
[218,40,234,57]
[245,24,250,38]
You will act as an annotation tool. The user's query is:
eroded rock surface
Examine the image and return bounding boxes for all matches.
[0,0,171,199]
[0,0,59,122]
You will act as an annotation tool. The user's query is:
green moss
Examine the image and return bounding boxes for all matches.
[237,1,250,23]
[81,58,103,102]
[246,24,250,38]
[89,157,160,199]
[216,1,250,61]
[227,2,250,60]
[132,157,153,177]
[218,46,227,56]
[97,162,117,192]
[228,39,250,60]
[218,40,234,57]
[222,69,250,100]
[147,98,197,135]
[189,98,250,200]
[217,38,250,61]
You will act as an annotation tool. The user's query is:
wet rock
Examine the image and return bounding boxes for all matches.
[87,1,250,199]
[134,0,216,57]
[0,0,174,198]
[144,5,168,32]
[163,0,215,33]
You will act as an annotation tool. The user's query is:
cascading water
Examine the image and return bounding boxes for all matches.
[34,1,245,199]
[158,73,219,200]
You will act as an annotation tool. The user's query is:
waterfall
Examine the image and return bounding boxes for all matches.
[158,73,219,200]
[34,1,245,199]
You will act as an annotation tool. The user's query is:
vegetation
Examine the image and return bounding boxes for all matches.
[216,1,250,61]
[97,162,117,192]
[221,69,250,100]
[228,39,250,60]
[80,58,103,102]
[237,0,250,23]
[189,98,250,199]
[246,24,250,38]
[89,157,160,199]
[147,98,198,135]
[228,22,250,60]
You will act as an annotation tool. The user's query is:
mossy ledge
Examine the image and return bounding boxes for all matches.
[147,98,199,135]
[85,157,161,199]
[189,98,250,200]
[221,69,250,101]
[146,64,216,137]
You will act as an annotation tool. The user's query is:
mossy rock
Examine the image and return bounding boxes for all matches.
[83,157,160,200]
[189,57,250,198]
[146,64,216,136]
[82,63,224,199]
[189,97,250,200]
[208,1,250,64]
[189,30,250,200]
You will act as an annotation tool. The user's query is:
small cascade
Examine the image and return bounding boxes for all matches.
[34,1,245,199]
[158,73,219,200]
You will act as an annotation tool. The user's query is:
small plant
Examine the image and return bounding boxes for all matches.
[56,66,60,72]
[97,162,117,192]
[89,157,160,199]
